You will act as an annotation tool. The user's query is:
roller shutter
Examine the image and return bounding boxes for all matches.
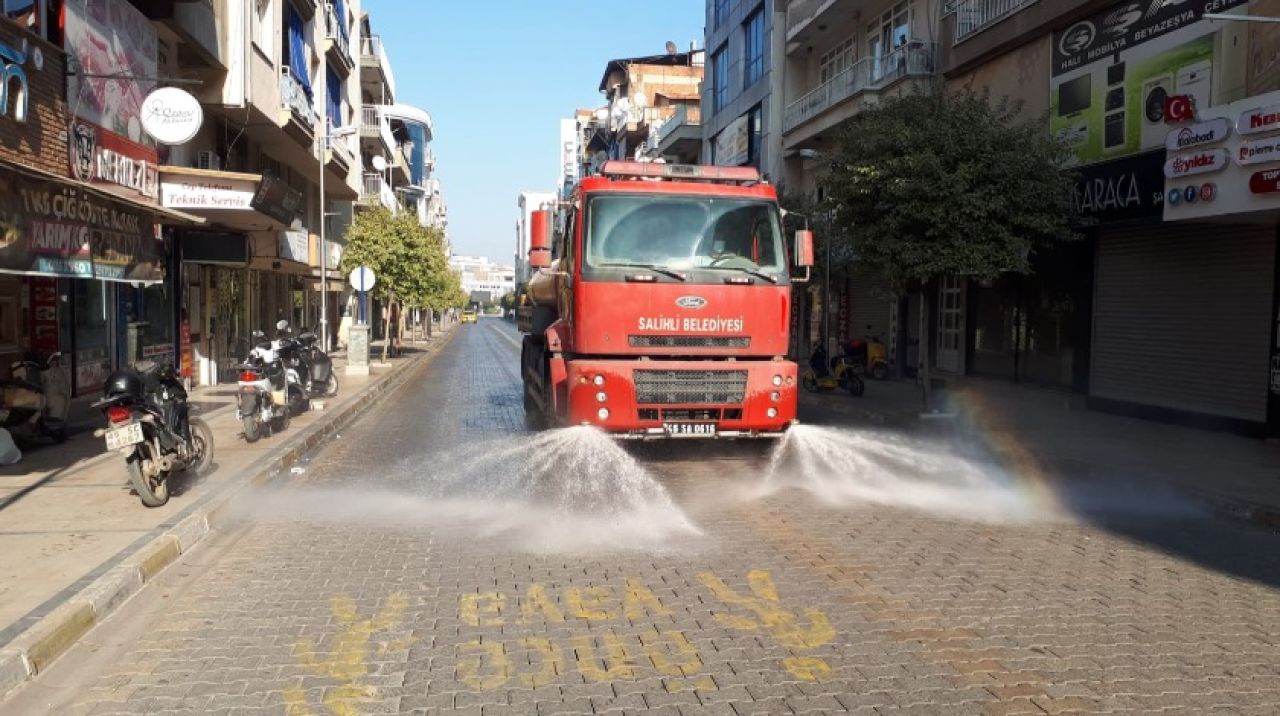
[1091,224,1275,422]
[847,265,893,342]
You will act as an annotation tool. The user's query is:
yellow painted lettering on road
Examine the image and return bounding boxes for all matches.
[518,636,565,687]
[624,578,672,620]
[457,639,511,690]
[520,583,565,623]
[573,633,638,682]
[459,591,505,626]
[286,591,412,715]
[644,629,701,677]
[567,586,615,620]
[698,570,835,679]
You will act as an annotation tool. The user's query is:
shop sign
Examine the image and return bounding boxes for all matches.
[1236,136,1280,166]
[1248,168,1280,194]
[0,39,39,123]
[64,0,157,146]
[1166,118,1231,152]
[180,313,193,379]
[69,121,160,199]
[0,171,162,281]
[140,87,203,145]
[1164,149,1229,179]
[714,114,750,167]
[279,229,308,263]
[251,174,304,226]
[29,277,58,354]
[1237,103,1280,136]
[1071,150,1166,225]
[160,176,256,210]
[1052,1,1246,77]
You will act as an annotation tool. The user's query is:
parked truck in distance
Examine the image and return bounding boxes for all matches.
[517,161,814,439]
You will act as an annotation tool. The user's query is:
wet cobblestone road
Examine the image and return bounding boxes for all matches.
[13,319,1280,715]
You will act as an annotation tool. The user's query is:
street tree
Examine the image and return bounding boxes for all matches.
[341,207,456,360]
[822,87,1077,408]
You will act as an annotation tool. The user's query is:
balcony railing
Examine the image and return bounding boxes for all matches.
[784,43,936,133]
[360,105,396,151]
[360,172,398,212]
[655,104,701,145]
[280,68,319,130]
[954,0,1038,42]
[324,2,352,63]
[360,34,397,98]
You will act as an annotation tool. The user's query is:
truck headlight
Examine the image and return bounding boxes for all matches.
[593,375,605,386]
[595,392,607,403]
[767,407,778,418]
[597,407,610,420]
[772,375,783,387]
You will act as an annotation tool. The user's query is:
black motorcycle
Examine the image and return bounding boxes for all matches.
[276,322,338,401]
[93,362,213,507]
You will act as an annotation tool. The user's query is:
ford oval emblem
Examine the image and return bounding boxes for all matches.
[675,296,707,309]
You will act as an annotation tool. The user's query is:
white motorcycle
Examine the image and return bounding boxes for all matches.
[236,323,305,442]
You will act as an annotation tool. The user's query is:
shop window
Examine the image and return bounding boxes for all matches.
[72,281,112,395]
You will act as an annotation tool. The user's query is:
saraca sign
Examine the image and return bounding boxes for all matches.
[0,171,162,281]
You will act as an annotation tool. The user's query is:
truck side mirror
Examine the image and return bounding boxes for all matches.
[529,208,552,269]
[795,229,815,267]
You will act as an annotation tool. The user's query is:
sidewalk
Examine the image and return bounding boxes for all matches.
[0,327,454,696]
[799,377,1280,529]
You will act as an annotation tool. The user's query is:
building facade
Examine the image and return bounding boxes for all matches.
[449,255,514,305]
[702,0,783,181]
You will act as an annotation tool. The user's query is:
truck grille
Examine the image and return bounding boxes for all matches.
[634,369,748,404]
[629,335,750,348]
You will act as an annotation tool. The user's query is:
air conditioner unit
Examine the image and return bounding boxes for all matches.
[196,151,221,171]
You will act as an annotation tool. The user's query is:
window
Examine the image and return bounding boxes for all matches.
[711,45,728,112]
[747,104,762,168]
[253,0,273,58]
[3,0,40,36]
[868,2,911,81]
[743,10,764,89]
[714,0,730,28]
[819,37,855,84]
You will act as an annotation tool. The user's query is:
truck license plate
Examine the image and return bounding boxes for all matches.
[104,422,144,451]
[664,423,716,437]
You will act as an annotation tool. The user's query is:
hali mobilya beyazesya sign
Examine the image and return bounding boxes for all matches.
[0,171,162,282]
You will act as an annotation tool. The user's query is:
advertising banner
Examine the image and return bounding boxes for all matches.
[714,114,750,167]
[64,0,158,146]
[1050,0,1248,166]
[0,171,162,281]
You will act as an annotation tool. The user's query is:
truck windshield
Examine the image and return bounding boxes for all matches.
[584,195,786,278]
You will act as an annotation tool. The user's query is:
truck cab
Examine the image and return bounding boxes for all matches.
[518,161,814,439]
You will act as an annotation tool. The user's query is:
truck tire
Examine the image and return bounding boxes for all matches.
[521,337,550,431]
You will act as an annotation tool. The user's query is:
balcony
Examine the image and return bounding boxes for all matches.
[323,2,354,76]
[954,0,1038,43]
[653,104,702,163]
[391,142,412,184]
[359,173,398,212]
[131,0,223,68]
[786,0,838,42]
[325,131,355,175]
[360,105,396,155]
[784,43,936,134]
[360,35,397,102]
[279,67,319,141]
[288,0,318,21]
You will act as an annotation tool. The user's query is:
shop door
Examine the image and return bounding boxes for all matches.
[936,276,965,373]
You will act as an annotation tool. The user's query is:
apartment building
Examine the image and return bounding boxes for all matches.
[702,0,782,180]
[449,255,515,304]
[593,48,704,167]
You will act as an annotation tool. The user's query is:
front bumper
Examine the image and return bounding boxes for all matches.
[562,359,798,438]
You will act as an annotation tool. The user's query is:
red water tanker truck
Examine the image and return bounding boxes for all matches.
[517,161,815,439]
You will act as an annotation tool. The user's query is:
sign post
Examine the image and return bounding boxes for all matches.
[346,266,376,377]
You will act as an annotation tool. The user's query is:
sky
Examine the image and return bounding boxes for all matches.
[363,0,706,266]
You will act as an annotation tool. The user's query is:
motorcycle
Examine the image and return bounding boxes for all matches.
[800,345,865,397]
[0,352,70,443]
[844,333,891,381]
[275,321,338,401]
[92,362,213,507]
[237,330,295,442]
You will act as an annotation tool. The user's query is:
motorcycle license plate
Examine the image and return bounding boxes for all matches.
[104,422,145,451]
[664,423,716,437]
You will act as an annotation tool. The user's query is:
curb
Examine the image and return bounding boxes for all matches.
[0,330,454,700]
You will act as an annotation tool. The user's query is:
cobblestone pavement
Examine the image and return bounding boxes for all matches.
[12,318,1280,715]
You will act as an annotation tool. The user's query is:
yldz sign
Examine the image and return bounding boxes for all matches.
[1071,150,1165,225]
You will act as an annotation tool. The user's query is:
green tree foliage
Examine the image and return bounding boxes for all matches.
[824,88,1077,290]
[340,207,460,312]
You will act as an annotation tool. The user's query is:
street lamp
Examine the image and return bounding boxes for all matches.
[319,120,358,353]
[797,148,832,354]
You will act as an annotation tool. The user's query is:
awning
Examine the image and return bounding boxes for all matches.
[1,156,205,226]
[0,159,198,284]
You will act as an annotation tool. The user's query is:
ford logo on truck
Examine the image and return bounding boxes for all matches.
[675,296,707,309]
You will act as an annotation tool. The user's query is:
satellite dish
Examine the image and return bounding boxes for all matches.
[665,40,677,55]
[371,155,387,172]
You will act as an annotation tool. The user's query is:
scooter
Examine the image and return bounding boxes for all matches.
[845,333,891,381]
[0,352,70,443]
[801,345,865,397]
[237,331,293,442]
[93,362,214,507]
[275,321,338,401]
